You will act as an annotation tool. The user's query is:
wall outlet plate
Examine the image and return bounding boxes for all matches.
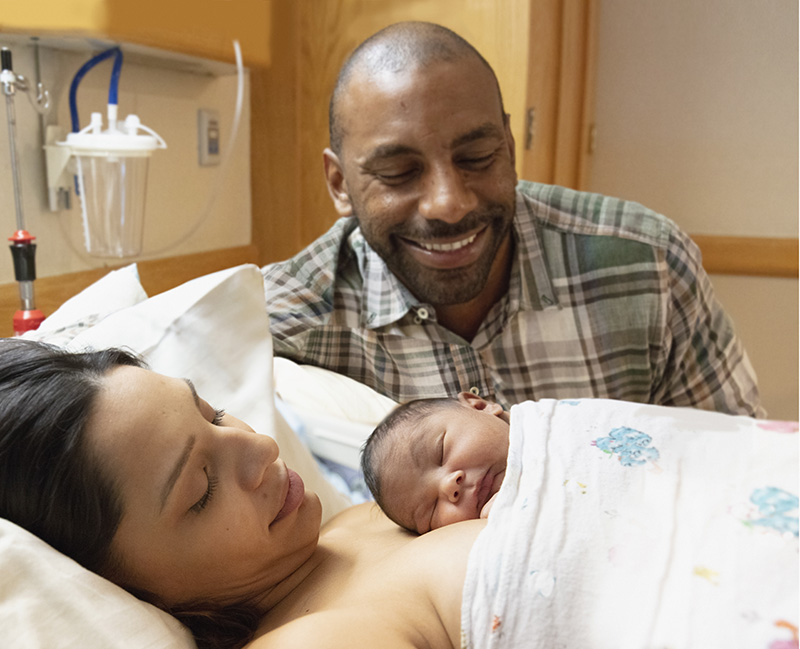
[198,108,221,166]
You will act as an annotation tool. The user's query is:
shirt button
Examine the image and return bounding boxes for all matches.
[416,307,430,320]
[469,386,480,396]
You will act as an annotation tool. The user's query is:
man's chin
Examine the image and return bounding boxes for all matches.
[395,264,488,306]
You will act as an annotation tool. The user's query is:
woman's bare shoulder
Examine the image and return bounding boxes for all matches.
[247,608,419,649]
[322,502,411,539]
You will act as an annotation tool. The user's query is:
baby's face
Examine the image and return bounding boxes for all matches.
[379,394,509,533]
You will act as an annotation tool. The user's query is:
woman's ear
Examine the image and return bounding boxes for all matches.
[456,391,505,417]
[323,148,353,216]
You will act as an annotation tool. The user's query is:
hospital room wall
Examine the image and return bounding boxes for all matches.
[0,42,253,284]
[586,0,798,420]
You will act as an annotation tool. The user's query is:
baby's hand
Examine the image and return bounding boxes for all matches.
[480,492,499,519]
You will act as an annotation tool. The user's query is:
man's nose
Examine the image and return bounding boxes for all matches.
[418,166,478,224]
[440,470,465,503]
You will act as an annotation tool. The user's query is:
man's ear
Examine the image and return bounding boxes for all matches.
[323,148,353,217]
[456,391,505,417]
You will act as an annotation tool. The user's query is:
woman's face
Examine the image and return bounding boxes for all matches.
[86,365,322,607]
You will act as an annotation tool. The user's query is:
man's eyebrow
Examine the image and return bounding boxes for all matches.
[451,122,505,149]
[360,143,418,168]
[159,379,200,512]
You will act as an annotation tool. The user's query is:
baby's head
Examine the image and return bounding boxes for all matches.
[361,392,509,534]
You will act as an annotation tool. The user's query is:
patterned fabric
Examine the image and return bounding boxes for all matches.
[262,181,763,416]
[461,399,797,648]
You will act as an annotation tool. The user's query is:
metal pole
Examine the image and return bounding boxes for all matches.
[2,47,44,335]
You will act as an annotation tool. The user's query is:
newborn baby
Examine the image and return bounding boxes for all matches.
[361,392,509,533]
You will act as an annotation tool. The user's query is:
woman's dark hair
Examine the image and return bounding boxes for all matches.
[361,396,460,528]
[0,339,260,649]
[0,338,142,576]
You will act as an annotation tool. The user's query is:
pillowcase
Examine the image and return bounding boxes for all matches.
[1,263,351,649]
[273,357,398,469]
[0,518,193,649]
[22,263,148,347]
[274,357,398,425]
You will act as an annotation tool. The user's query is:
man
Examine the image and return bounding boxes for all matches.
[262,21,762,416]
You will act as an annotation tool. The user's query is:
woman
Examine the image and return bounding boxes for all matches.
[0,339,481,649]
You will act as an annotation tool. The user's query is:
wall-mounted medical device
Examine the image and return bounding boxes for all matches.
[47,47,166,258]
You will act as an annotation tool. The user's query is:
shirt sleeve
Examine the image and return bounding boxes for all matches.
[651,225,765,417]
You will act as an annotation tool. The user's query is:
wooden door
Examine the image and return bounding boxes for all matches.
[521,0,596,189]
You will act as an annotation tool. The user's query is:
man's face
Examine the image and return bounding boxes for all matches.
[325,56,518,306]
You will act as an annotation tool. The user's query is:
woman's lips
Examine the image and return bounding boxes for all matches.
[272,468,305,524]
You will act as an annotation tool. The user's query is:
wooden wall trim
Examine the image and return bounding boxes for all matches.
[0,245,259,338]
[692,235,798,278]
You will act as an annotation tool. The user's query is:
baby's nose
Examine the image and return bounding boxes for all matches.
[441,470,465,503]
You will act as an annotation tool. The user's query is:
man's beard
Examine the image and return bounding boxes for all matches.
[356,204,514,306]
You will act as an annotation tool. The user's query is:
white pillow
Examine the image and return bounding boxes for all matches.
[22,263,148,347]
[274,357,398,424]
[1,264,351,649]
[273,357,398,469]
[0,519,193,649]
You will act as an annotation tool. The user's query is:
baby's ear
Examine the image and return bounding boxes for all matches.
[456,392,505,417]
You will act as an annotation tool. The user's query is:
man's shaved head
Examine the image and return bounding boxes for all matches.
[328,21,505,155]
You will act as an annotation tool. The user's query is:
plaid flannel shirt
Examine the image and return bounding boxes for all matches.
[263,181,763,417]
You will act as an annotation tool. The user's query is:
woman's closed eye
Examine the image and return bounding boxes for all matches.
[212,408,226,426]
[190,468,218,514]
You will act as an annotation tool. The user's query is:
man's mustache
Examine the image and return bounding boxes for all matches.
[392,205,508,240]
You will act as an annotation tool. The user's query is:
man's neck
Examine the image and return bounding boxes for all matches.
[435,235,513,342]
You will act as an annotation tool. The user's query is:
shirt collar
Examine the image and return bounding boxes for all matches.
[349,227,421,329]
[511,189,559,311]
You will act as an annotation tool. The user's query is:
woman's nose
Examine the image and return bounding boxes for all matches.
[418,166,478,224]
[233,430,279,492]
[440,470,465,503]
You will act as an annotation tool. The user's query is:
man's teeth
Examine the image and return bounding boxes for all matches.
[418,233,477,252]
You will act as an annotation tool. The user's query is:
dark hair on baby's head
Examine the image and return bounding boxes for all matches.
[361,396,460,526]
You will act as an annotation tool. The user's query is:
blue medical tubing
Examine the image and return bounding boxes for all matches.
[68,46,123,133]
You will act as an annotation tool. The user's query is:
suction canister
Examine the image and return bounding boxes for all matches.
[62,110,165,258]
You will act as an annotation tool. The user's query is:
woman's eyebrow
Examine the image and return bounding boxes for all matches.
[160,434,196,513]
[184,378,201,409]
[158,379,200,512]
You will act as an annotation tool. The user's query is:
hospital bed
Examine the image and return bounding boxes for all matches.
[0,263,796,649]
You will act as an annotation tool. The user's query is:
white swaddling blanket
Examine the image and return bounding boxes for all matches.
[461,399,798,649]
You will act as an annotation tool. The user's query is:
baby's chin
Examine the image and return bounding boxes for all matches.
[479,491,499,519]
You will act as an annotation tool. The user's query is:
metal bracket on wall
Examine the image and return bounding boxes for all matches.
[525,106,535,150]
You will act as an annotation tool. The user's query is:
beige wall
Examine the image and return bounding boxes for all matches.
[588,0,798,419]
[0,38,252,284]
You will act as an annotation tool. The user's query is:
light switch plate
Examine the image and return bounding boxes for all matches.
[198,109,221,166]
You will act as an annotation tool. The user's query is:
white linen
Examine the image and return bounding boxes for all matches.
[462,398,798,648]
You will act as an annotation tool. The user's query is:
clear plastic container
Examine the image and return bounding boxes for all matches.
[62,110,166,258]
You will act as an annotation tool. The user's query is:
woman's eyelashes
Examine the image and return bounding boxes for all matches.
[190,469,218,514]
[212,408,226,425]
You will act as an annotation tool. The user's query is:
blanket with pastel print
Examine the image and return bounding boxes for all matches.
[461,399,798,649]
